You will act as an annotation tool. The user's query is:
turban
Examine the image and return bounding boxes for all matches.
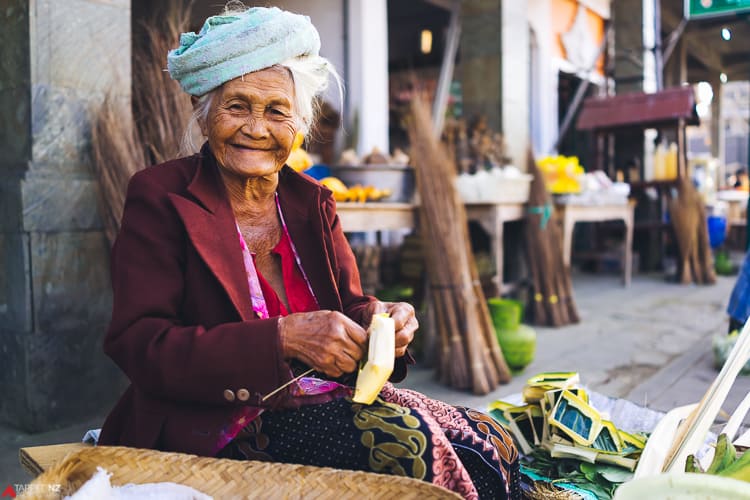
[167,7,321,96]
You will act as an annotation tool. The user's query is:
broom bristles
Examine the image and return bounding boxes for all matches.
[523,148,579,326]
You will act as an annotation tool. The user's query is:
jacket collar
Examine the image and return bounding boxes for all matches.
[171,145,341,318]
[185,143,226,214]
[169,145,255,320]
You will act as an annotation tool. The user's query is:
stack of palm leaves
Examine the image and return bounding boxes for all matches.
[490,372,644,499]
[524,151,579,326]
[407,96,511,394]
[91,0,198,244]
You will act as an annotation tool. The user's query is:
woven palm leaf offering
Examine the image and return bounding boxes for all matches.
[488,372,648,499]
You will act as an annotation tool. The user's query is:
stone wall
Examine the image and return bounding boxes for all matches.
[0,0,129,432]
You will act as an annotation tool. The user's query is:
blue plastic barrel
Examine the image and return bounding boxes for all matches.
[707,215,727,249]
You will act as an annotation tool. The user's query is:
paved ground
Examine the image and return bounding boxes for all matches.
[400,271,742,413]
[2,269,746,486]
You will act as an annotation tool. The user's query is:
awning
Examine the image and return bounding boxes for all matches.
[576,87,700,131]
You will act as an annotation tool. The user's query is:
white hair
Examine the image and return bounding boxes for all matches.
[180,55,343,156]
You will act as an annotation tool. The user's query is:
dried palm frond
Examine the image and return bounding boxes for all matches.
[91,0,197,245]
[91,97,145,244]
[132,0,200,164]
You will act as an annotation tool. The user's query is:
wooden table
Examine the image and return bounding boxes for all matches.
[556,201,635,287]
[464,202,526,295]
[335,201,526,296]
[336,202,416,232]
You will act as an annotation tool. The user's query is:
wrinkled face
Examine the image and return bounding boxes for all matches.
[200,66,298,180]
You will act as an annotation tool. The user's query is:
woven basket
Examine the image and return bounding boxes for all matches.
[19,446,461,499]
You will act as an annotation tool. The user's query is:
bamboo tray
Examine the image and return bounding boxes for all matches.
[19,445,460,499]
[20,443,92,477]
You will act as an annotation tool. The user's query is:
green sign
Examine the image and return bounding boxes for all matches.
[686,0,750,18]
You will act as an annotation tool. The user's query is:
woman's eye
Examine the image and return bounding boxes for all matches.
[268,107,287,117]
[228,103,246,111]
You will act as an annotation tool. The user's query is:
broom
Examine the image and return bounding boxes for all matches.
[669,177,716,285]
[408,96,511,394]
[524,149,580,326]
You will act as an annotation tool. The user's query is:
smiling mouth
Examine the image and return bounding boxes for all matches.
[231,144,273,151]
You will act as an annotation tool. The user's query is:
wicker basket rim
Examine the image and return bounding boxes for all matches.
[20,445,461,500]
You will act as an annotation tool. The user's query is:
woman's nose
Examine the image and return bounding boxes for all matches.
[242,112,269,138]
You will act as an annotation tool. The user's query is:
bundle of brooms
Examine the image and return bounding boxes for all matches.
[91,0,197,245]
[669,177,716,285]
[407,96,511,394]
[524,151,579,327]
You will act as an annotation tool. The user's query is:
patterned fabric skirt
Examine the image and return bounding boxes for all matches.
[218,383,520,499]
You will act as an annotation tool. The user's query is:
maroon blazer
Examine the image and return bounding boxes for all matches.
[99,148,411,456]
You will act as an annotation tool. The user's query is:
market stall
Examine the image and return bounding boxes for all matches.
[576,87,704,277]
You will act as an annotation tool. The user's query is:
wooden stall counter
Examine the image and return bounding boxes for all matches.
[335,201,416,232]
[555,200,635,287]
[464,202,526,295]
[335,201,527,297]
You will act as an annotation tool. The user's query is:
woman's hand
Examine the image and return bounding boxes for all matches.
[278,311,368,378]
[365,301,418,358]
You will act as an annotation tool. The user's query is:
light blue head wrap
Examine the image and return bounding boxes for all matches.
[167,7,321,96]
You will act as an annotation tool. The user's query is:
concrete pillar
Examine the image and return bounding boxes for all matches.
[346,0,389,156]
[528,0,557,156]
[709,76,722,160]
[0,0,128,432]
[501,0,530,166]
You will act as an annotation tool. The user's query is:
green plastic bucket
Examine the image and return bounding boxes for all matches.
[487,298,523,331]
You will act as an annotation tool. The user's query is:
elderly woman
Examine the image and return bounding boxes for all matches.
[99,5,519,499]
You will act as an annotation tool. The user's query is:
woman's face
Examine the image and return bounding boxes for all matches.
[201,66,298,180]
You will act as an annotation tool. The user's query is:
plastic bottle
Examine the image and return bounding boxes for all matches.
[666,143,678,179]
[653,143,666,180]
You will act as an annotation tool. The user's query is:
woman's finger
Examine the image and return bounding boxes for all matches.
[340,313,368,348]
[364,300,388,327]
[395,316,418,346]
[387,302,415,330]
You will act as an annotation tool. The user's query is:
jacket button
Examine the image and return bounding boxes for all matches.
[223,389,236,402]
[237,389,250,401]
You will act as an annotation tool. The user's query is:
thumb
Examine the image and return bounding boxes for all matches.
[371,300,388,315]
[366,301,388,325]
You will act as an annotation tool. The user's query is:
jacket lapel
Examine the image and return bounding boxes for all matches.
[168,152,254,321]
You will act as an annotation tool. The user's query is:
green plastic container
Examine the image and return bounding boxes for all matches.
[495,324,536,371]
[487,298,524,331]
[487,298,536,371]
